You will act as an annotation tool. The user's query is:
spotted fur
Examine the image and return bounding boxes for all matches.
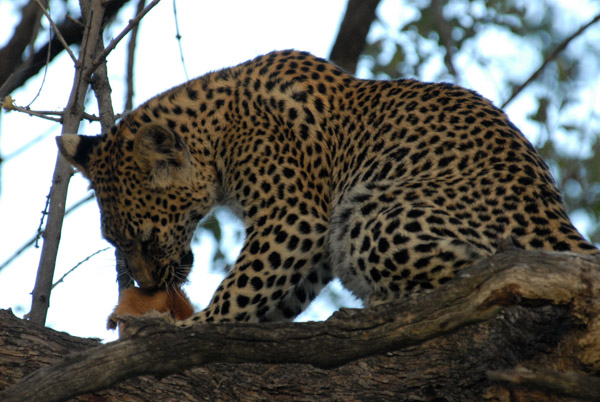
[57,50,598,323]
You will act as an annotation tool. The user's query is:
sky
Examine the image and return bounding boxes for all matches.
[0,0,599,343]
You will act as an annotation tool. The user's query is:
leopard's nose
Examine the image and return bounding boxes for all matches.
[124,252,157,289]
[134,274,156,289]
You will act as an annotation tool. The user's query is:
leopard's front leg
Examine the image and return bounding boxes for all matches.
[185,208,332,323]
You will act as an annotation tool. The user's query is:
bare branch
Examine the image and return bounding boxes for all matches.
[0,1,130,98]
[502,12,600,109]
[172,0,189,80]
[51,247,111,289]
[91,43,116,131]
[0,0,46,96]
[2,106,61,122]
[0,101,100,122]
[124,0,147,112]
[0,193,94,273]
[28,0,107,325]
[34,0,77,64]
[35,191,51,249]
[2,125,55,162]
[83,0,161,80]
[89,13,133,294]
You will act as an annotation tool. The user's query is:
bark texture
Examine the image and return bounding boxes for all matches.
[2,249,600,401]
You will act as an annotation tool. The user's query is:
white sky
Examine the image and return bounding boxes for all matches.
[0,0,598,342]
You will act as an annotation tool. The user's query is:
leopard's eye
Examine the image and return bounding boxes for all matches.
[104,234,134,253]
[118,239,135,252]
[103,235,116,246]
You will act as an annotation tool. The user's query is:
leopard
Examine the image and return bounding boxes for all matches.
[57,50,599,325]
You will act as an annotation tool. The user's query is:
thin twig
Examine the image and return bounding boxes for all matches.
[0,0,45,98]
[5,106,62,122]
[35,192,52,248]
[0,193,95,273]
[1,102,100,123]
[0,3,130,99]
[34,0,78,64]
[26,0,52,106]
[2,125,55,161]
[124,0,146,111]
[65,14,84,28]
[83,0,161,79]
[172,0,188,80]
[51,247,111,289]
[502,12,600,109]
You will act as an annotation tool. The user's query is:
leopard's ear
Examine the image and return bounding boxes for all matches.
[56,134,100,176]
[133,124,190,188]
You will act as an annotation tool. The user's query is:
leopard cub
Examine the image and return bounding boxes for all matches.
[57,50,598,325]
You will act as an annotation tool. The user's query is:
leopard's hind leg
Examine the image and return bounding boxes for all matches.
[329,181,494,305]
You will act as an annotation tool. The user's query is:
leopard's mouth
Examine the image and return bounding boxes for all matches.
[168,251,194,287]
[120,248,194,290]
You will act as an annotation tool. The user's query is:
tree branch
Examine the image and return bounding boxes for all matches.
[0,103,62,122]
[502,12,600,109]
[28,0,106,326]
[431,0,458,78]
[0,193,94,274]
[4,249,600,401]
[0,0,129,99]
[34,0,78,64]
[0,0,47,96]
[28,0,161,326]
[124,0,147,112]
[489,367,600,401]
[82,0,161,80]
[329,0,381,73]
[0,104,100,123]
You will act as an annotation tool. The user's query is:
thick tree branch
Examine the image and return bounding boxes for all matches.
[0,0,47,95]
[4,249,600,401]
[329,0,381,73]
[431,0,458,78]
[489,367,600,401]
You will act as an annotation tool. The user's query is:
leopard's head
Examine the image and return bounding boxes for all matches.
[57,120,214,289]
